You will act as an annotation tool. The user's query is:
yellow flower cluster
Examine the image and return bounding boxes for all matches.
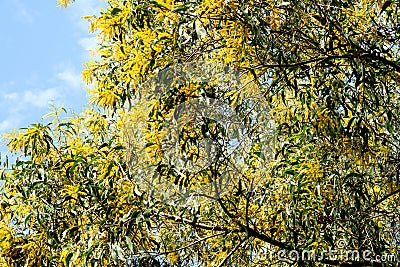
[57,0,72,8]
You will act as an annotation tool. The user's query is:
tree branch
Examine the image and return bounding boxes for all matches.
[159,212,229,232]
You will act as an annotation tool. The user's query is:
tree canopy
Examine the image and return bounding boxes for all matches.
[1,0,400,266]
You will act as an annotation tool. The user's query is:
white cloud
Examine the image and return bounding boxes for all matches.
[1,88,61,115]
[78,36,100,60]
[23,88,61,108]
[4,93,19,100]
[0,120,12,132]
[56,69,82,89]
[78,36,98,52]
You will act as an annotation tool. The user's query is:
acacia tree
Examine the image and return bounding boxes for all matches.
[1,0,400,266]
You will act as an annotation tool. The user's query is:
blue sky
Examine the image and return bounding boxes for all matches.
[0,0,105,155]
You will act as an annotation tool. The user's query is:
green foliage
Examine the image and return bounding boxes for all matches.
[1,0,400,266]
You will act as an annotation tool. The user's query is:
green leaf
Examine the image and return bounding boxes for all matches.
[111,8,122,16]
[380,0,392,13]
[125,236,134,252]
[65,252,73,267]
